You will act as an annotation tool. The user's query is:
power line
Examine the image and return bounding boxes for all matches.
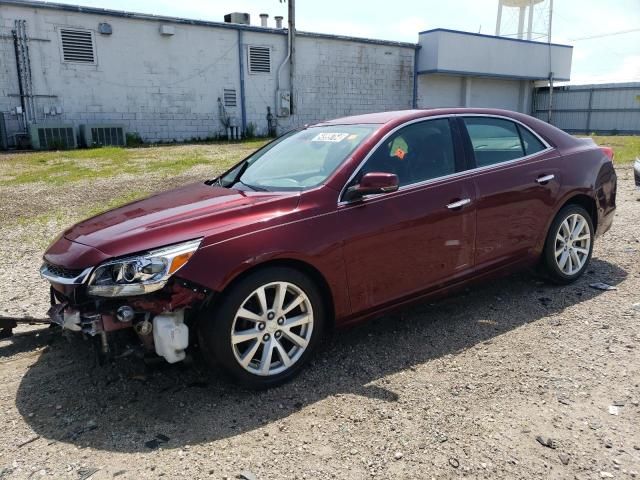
[570,28,640,41]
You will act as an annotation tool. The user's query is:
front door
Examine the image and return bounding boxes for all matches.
[337,117,477,314]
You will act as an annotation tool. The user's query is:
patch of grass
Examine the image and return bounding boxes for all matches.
[2,141,269,249]
[18,188,159,249]
[83,189,154,219]
[588,135,640,164]
[0,141,268,186]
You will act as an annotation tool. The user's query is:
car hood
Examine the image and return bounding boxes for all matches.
[61,182,300,259]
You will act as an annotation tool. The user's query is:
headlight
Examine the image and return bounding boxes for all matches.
[87,238,202,297]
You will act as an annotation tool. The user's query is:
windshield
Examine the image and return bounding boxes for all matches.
[219,124,378,191]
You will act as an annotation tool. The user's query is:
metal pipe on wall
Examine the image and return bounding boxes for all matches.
[527,0,534,40]
[547,72,554,124]
[12,20,37,128]
[288,0,295,115]
[237,29,247,136]
[20,20,36,124]
[11,28,28,127]
[412,47,419,109]
[275,19,291,118]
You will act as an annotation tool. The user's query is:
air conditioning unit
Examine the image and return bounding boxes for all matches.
[29,123,76,150]
[79,124,126,147]
[224,12,250,25]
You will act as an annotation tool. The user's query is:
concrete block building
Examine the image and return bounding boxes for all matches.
[0,0,573,147]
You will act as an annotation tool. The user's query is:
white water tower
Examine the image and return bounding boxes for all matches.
[495,0,553,42]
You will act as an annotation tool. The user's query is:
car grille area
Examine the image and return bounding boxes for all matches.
[43,262,85,279]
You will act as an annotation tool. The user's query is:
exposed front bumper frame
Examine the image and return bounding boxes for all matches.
[40,264,93,285]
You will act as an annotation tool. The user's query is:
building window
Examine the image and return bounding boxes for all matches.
[247,46,271,74]
[223,89,237,107]
[59,28,96,64]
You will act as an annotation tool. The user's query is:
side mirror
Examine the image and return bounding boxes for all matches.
[344,172,399,201]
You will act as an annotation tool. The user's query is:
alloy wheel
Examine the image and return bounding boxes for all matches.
[554,212,591,276]
[230,281,314,376]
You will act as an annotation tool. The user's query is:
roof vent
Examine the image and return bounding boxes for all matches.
[259,14,269,27]
[274,16,284,29]
[224,12,250,25]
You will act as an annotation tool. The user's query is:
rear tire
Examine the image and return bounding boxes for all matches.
[198,267,325,389]
[542,204,594,284]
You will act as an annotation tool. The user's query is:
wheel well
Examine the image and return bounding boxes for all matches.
[562,194,598,233]
[222,259,336,330]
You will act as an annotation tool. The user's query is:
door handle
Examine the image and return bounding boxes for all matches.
[536,174,555,184]
[446,198,471,210]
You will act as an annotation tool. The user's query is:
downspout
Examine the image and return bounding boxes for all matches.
[275,21,292,116]
[412,46,420,109]
[288,0,295,115]
[547,72,554,124]
[237,29,247,135]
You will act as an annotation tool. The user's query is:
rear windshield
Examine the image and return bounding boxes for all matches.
[219,124,378,191]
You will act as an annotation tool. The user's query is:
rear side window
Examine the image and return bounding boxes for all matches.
[517,124,546,155]
[463,117,524,167]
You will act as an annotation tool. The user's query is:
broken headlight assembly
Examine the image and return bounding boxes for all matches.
[86,238,202,297]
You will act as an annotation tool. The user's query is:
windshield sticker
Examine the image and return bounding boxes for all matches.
[311,132,350,143]
[394,147,406,160]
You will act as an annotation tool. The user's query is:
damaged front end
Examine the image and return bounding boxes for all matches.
[41,238,211,363]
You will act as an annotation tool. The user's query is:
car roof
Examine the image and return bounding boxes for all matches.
[314,108,577,149]
[314,108,538,126]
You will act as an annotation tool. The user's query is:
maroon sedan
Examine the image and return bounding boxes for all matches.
[41,108,617,388]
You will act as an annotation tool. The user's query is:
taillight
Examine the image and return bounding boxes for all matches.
[600,146,614,162]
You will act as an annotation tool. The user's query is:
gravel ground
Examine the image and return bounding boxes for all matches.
[0,165,638,480]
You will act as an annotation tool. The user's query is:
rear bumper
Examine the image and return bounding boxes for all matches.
[597,208,615,237]
[595,163,617,237]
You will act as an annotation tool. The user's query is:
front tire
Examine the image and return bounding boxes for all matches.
[542,204,594,284]
[198,267,325,389]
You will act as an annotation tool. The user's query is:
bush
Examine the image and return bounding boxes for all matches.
[245,122,256,139]
[125,132,144,147]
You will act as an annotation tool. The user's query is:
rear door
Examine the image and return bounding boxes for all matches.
[460,115,561,270]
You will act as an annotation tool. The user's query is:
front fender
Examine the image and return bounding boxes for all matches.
[176,214,352,321]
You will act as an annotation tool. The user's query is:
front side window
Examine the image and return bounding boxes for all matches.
[219,124,378,191]
[463,117,547,168]
[357,118,456,187]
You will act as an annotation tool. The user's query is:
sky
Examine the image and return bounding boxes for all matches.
[50,0,640,85]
